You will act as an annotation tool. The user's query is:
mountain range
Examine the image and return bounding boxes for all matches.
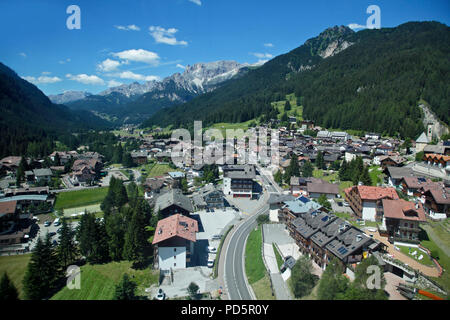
[49,60,247,124]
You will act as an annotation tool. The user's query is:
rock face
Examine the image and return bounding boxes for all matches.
[419,104,449,140]
[48,91,92,104]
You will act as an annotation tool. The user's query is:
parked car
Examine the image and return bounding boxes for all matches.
[44,221,51,227]
[56,228,62,234]
[343,201,350,207]
[337,201,343,207]
[52,240,58,246]
[156,288,165,300]
[48,232,56,237]
[53,218,61,227]
[207,259,214,268]
[206,246,217,254]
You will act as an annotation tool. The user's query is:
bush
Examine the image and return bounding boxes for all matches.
[257,214,270,225]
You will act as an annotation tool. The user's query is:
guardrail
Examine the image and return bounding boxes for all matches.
[213,225,234,279]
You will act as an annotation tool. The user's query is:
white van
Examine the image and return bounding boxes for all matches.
[53,218,61,226]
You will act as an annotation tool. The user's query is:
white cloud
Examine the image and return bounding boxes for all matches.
[348,23,366,30]
[188,0,202,5]
[66,74,105,85]
[264,43,274,48]
[19,52,27,58]
[149,26,188,46]
[22,75,62,84]
[107,80,123,87]
[41,71,52,75]
[59,58,71,64]
[113,71,160,82]
[113,49,160,65]
[251,52,273,59]
[115,24,140,31]
[176,64,186,69]
[97,58,122,72]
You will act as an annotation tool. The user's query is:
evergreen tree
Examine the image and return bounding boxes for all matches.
[317,258,349,300]
[122,152,134,168]
[317,194,332,211]
[281,112,288,122]
[188,282,200,300]
[181,178,188,193]
[16,155,28,186]
[274,170,283,185]
[0,272,19,300]
[361,166,373,186]
[123,200,149,266]
[284,100,291,111]
[23,234,62,300]
[114,274,137,300]
[316,151,325,170]
[301,160,314,178]
[57,219,78,269]
[290,256,318,298]
[339,160,349,181]
[77,213,109,264]
[105,212,126,261]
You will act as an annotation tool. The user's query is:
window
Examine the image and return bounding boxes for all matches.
[174,255,176,259]
[174,263,176,267]
[174,248,176,252]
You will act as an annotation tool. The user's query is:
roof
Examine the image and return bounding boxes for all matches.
[292,211,334,239]
[423,187,450,205]
[154,189,194,213]
[224,165,256,179]
[402,177,435,189]
[33,168,52,177]
[168,171,185,179]
[0,201,17,218]
[310,217,348,247]
[267,193,295,204]
[416,132,430,144]
[423,154,450,162]
[423,145,445,154]
[382,199,426,222]
[0,195,48,202]
[346,186,399,201]
[326,227,372,260]
[307,182,339,195]
[283,196,322,214]
[152,214,198,245]
[384,166,414,179]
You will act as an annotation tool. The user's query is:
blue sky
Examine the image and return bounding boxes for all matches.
[1,0,449,96]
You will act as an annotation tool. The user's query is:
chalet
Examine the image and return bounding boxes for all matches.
[421,186,450,220]
[415,132,430,153]
[377,155,406,169]
[0,156,22,173]
[278,196,323,225]
[383,166,414,187]
[380,199,426,243]
[193,184,224,210]
[223,165,255,198]
[143,177,165,199]
[152,214,198,270]
[0,200,33,249]
[307,181,339,199]
[33,168,52,184]
[400,177,434,197]
[344,186,399,221]
[130,150,149,165]
[154,189,194,217]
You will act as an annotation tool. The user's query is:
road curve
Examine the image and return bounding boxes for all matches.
[224,202,269,300]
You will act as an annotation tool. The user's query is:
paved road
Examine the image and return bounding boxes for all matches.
[257,166,282,194]
[224,202,269,300]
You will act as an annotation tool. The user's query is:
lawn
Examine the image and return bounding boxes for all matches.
[245,226,266,284]
[54,187,109,211]
[147,164,175,178]
[272,93,303,121]
[0,254,31,299]
[252,274,275,300]
[272,243,284,270]
[313,169,339,183]
[209,121,255,137]
[339,181,353,198]
[51,261,159,300]
[369,165,384,186]
[397,245,434,267]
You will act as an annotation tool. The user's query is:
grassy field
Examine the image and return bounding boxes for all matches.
[51,261,159,300]
[209,121,256,137]
[313,169,339,183]
[369,165,384,186]
[339,181,353,198]
[252,274,275,300]
[272,243,284,270]
[398,245,434,267]
[54,187,109,210]
[63,204,102,217]
[147,164,176,178]
[245,226,266,285]
[0,254,31,299]
[272,93,303,121]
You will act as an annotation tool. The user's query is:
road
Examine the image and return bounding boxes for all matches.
[257,165,283,194]
[223,168,280,300]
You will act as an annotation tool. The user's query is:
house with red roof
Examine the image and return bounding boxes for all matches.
[344,186,399,221]
[152,214,199,270]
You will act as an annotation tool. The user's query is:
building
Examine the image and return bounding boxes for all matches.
[383,166,415,188]
[193,184,224,210]
[400,177,434,197]
[130,151,149,165]
[344,186,399,221]
[0,200,33,249]
[223,165,255,198]
[381,199,426,243]
[415,132,430,153]
[154,189,194,217]
[378,156,406,170]
[152,214,198,270]
[307,181,339,199]
[421,187,450,220]
[278,196,323,225]
[32,168,53,184]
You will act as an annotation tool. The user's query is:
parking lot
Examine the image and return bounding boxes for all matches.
[330,199,353,214]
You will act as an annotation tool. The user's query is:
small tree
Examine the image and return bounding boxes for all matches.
[290,256,318,298]
[257,214,270,225]
[317,194,332,211]
[284,100,291,111]
[274,170,283,185]
[188,282,200,300]
[114,274,137,300]
[0,272,19,300]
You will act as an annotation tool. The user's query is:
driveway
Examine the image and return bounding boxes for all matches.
[330,199,353,214]
[365,229,440,277]
[384,272,408,300]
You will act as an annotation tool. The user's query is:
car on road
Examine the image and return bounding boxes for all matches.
[44,221,51,227]
[206,246,217,254]
[207,259,215,268]
[156,288,165,300]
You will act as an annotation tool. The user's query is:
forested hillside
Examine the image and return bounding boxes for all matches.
[0,63,111,158]
[143,22,449,138]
